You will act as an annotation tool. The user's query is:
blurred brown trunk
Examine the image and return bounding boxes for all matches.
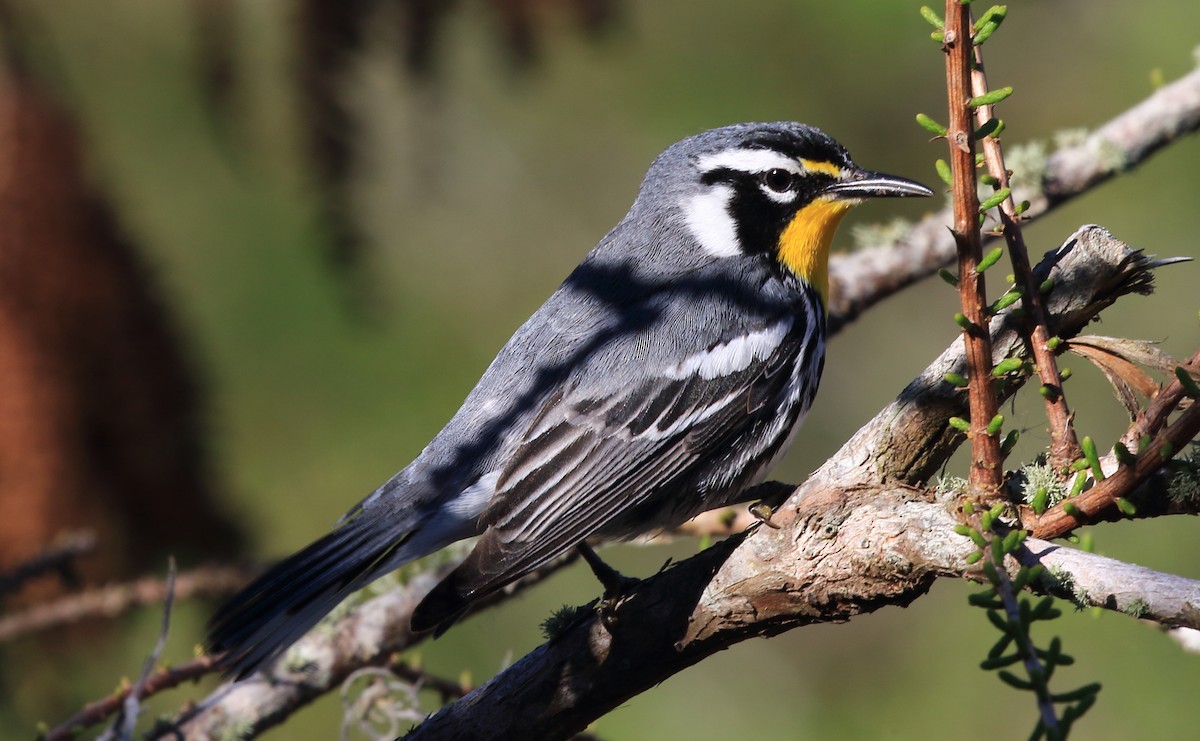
[0,69,240,600]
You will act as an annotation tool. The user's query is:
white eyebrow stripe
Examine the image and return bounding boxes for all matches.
[696,148,801,175]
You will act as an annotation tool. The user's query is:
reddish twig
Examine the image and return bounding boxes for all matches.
[1033,352,1200,539]
[45,655,224,741]
[944,1,1003,492]
[969,44,1081,470]
[1119,349,1200,452]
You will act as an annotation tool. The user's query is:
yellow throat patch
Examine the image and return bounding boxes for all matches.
[776,196,854,307]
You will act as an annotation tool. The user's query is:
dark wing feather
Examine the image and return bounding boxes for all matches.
[410,319,810,631]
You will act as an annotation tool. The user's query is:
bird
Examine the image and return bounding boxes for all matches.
[207,121,932,677]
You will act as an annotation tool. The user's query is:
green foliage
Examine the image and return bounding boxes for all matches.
[1015,462,1071,514]
[916,112,949,137]
[1081,436,1106,482]
[958,513,1100,740]
[1167,445,1200,503]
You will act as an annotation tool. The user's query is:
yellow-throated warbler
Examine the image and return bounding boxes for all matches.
[208,122,931,676]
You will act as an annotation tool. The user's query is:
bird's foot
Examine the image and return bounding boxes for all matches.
[577,542,639,598]
[577,542,639,630]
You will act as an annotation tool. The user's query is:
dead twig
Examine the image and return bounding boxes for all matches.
[0,563,250,642]
[98,559,178,741]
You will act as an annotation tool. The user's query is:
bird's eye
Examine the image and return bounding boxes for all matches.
[762,168,795,193]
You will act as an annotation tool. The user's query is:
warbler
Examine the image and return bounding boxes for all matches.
[208,121,931,677]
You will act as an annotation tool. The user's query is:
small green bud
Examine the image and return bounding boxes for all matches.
[1138,434,1152,453]
[1040,278,1055,294]
[1113,442,1137,467]
[1082,435,1105,481]
[1000,429,1019,455]
[982,560,1000,584]
[978,246,1004,272]
[1116,497,1137,516]
[1160,442,1175,459]
[1001,529,1025,553]
[919,5,944,28]
[1060,367,1072,381]
[1046,336,1062,351]
[989,289,1023,313]
[1175,366,1200,398]
[1014,199,1030,215]
[966,550,983,564]
[1062,500,1082,518]
[976,119,1001,140]
[935,159,952,186]
[916,113,949,137]
[992,357,1024,376]
[938,267,959,286]
[1069,471,1087,496]
[944,371,969,387]
[980,653,1022,671]
[948,416,971,433]
[1031,487,1050,515]
[998,670,1034,690]
[986,414,1005,436]
[973,20,999,45]
[953,312,975,331]
[979,188,1012,212]
[970,87,1014,108]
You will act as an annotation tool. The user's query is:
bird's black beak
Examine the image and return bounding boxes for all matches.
[824,169,934,200]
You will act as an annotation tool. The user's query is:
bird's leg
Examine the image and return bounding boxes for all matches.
[576,542,639,599]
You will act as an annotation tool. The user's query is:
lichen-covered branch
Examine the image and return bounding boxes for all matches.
[1019,539,1200,629]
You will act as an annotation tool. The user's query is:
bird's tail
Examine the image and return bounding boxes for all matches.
[207,511,412,679]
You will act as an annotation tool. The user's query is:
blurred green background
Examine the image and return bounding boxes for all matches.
[3,0,1200,738]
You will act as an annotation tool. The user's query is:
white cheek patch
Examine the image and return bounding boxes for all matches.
[681,184,741,258]
[697,148,802,176]
[665,318,793,380]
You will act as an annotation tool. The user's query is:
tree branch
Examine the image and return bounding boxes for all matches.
[0,563,249,643]
[146,553,578,740]
[403,226,1170,739]
[1019,539,1200,629]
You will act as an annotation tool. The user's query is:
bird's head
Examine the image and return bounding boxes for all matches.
[650,122,932,306]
